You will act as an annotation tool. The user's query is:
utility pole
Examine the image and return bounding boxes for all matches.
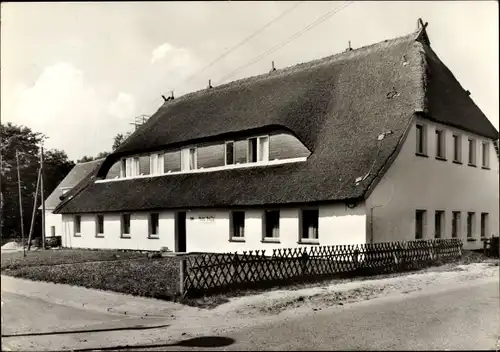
[40,146,46,250]
[0,148,3,243]
[27,167,41,251]
[15,149,26,257]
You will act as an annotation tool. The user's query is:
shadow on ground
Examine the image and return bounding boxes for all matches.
[1,324,171,338]
[74,336,236,351]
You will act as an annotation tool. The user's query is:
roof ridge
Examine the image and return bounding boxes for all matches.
[167,30,420,105]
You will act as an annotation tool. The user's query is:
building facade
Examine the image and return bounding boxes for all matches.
[53,23,499,252]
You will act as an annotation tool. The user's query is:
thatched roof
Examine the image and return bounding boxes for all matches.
[55,26,498,214]
[43,159,103,210]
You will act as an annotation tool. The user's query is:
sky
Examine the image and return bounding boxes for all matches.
[1,1,498,162]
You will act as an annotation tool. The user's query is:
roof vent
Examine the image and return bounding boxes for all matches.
[345,40,353,52]
[466,90,471,96]
[208,79,213,89]
[270,61,276,73]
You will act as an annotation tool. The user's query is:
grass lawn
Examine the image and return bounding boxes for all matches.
[1,249,147,270]
[3,257,181,300]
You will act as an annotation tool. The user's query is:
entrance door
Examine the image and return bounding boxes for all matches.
[175,212,187,252]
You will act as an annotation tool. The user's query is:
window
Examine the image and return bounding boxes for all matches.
[247,136,269,163]
[150,154,164,175]
[121,159,127,177]
[416,124,425,155]
[96,215,104,236]
[435,130,445,159]
[248,138,258,163]
[415,210,426,239]
[149,213,159,237]
[259,136,269,162]
[74,215,81,235]
[301,209,319,241]
[434,211,444,239]
[51,226,56,237]
[481,213,489,238]
[123,157,140,177]
[121,214,131,237]
[468,138,476,165]
[453,134,461,162]
[482,142,490,168]
[231,211,245,239]
[264,210,280,239]
[467,212,475,238]
[225,142,235,165]
[452,212,460,238]
[189,148,197,170]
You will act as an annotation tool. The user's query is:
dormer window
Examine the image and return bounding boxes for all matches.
[247,136,269,163]
[182,147,197,171]
[225,141,235,165]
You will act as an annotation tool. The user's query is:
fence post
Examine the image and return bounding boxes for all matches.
[179,257,187,297]
[301,251,309,277]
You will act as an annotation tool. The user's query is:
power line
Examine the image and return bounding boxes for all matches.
[217,1,355,85]
[141,2,304,113]
[180,1,305,86]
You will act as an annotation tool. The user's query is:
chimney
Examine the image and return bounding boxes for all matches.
[208,79,213,89]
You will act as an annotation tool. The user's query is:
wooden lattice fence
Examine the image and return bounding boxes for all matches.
[181,239,462,297]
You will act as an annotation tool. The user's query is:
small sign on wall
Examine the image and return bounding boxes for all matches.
[197,215,215,223]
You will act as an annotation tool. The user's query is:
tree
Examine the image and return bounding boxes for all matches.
[112,132,131,151]
[0,122,75,240]
[77,155,95,163]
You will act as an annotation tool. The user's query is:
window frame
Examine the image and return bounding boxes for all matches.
[435,130,446,160]
[121,213,131,238]
[480,213,489,238]
[247,135,269,163]
[149,212,160,238]
[299,208,319,244]
[230,211,245,241]
[468,138,476,166]
[482,142,490,169]
[74,215,81,236]
[95,214,104,237]
[416,124,427,156]
[120,159,127,178]
[451,211,460,238]
[452,134,462,163]
[466,212,475,239]
[434,210,444,239]
[415,209,426,240]
[225,141,235,166]
[263,210,280,242]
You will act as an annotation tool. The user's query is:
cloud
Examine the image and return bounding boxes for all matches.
[150,42,200,73]
[107,92,136,120]
[12,62,129,160]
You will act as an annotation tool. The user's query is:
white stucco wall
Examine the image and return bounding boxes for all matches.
[366,117,499,250]
[45,211,62,238]
[60,203,366,253]
[61,212,176,251]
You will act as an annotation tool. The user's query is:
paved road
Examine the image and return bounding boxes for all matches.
[136,280,500,351]
[2,278,499,351]
[1,291,169,351]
